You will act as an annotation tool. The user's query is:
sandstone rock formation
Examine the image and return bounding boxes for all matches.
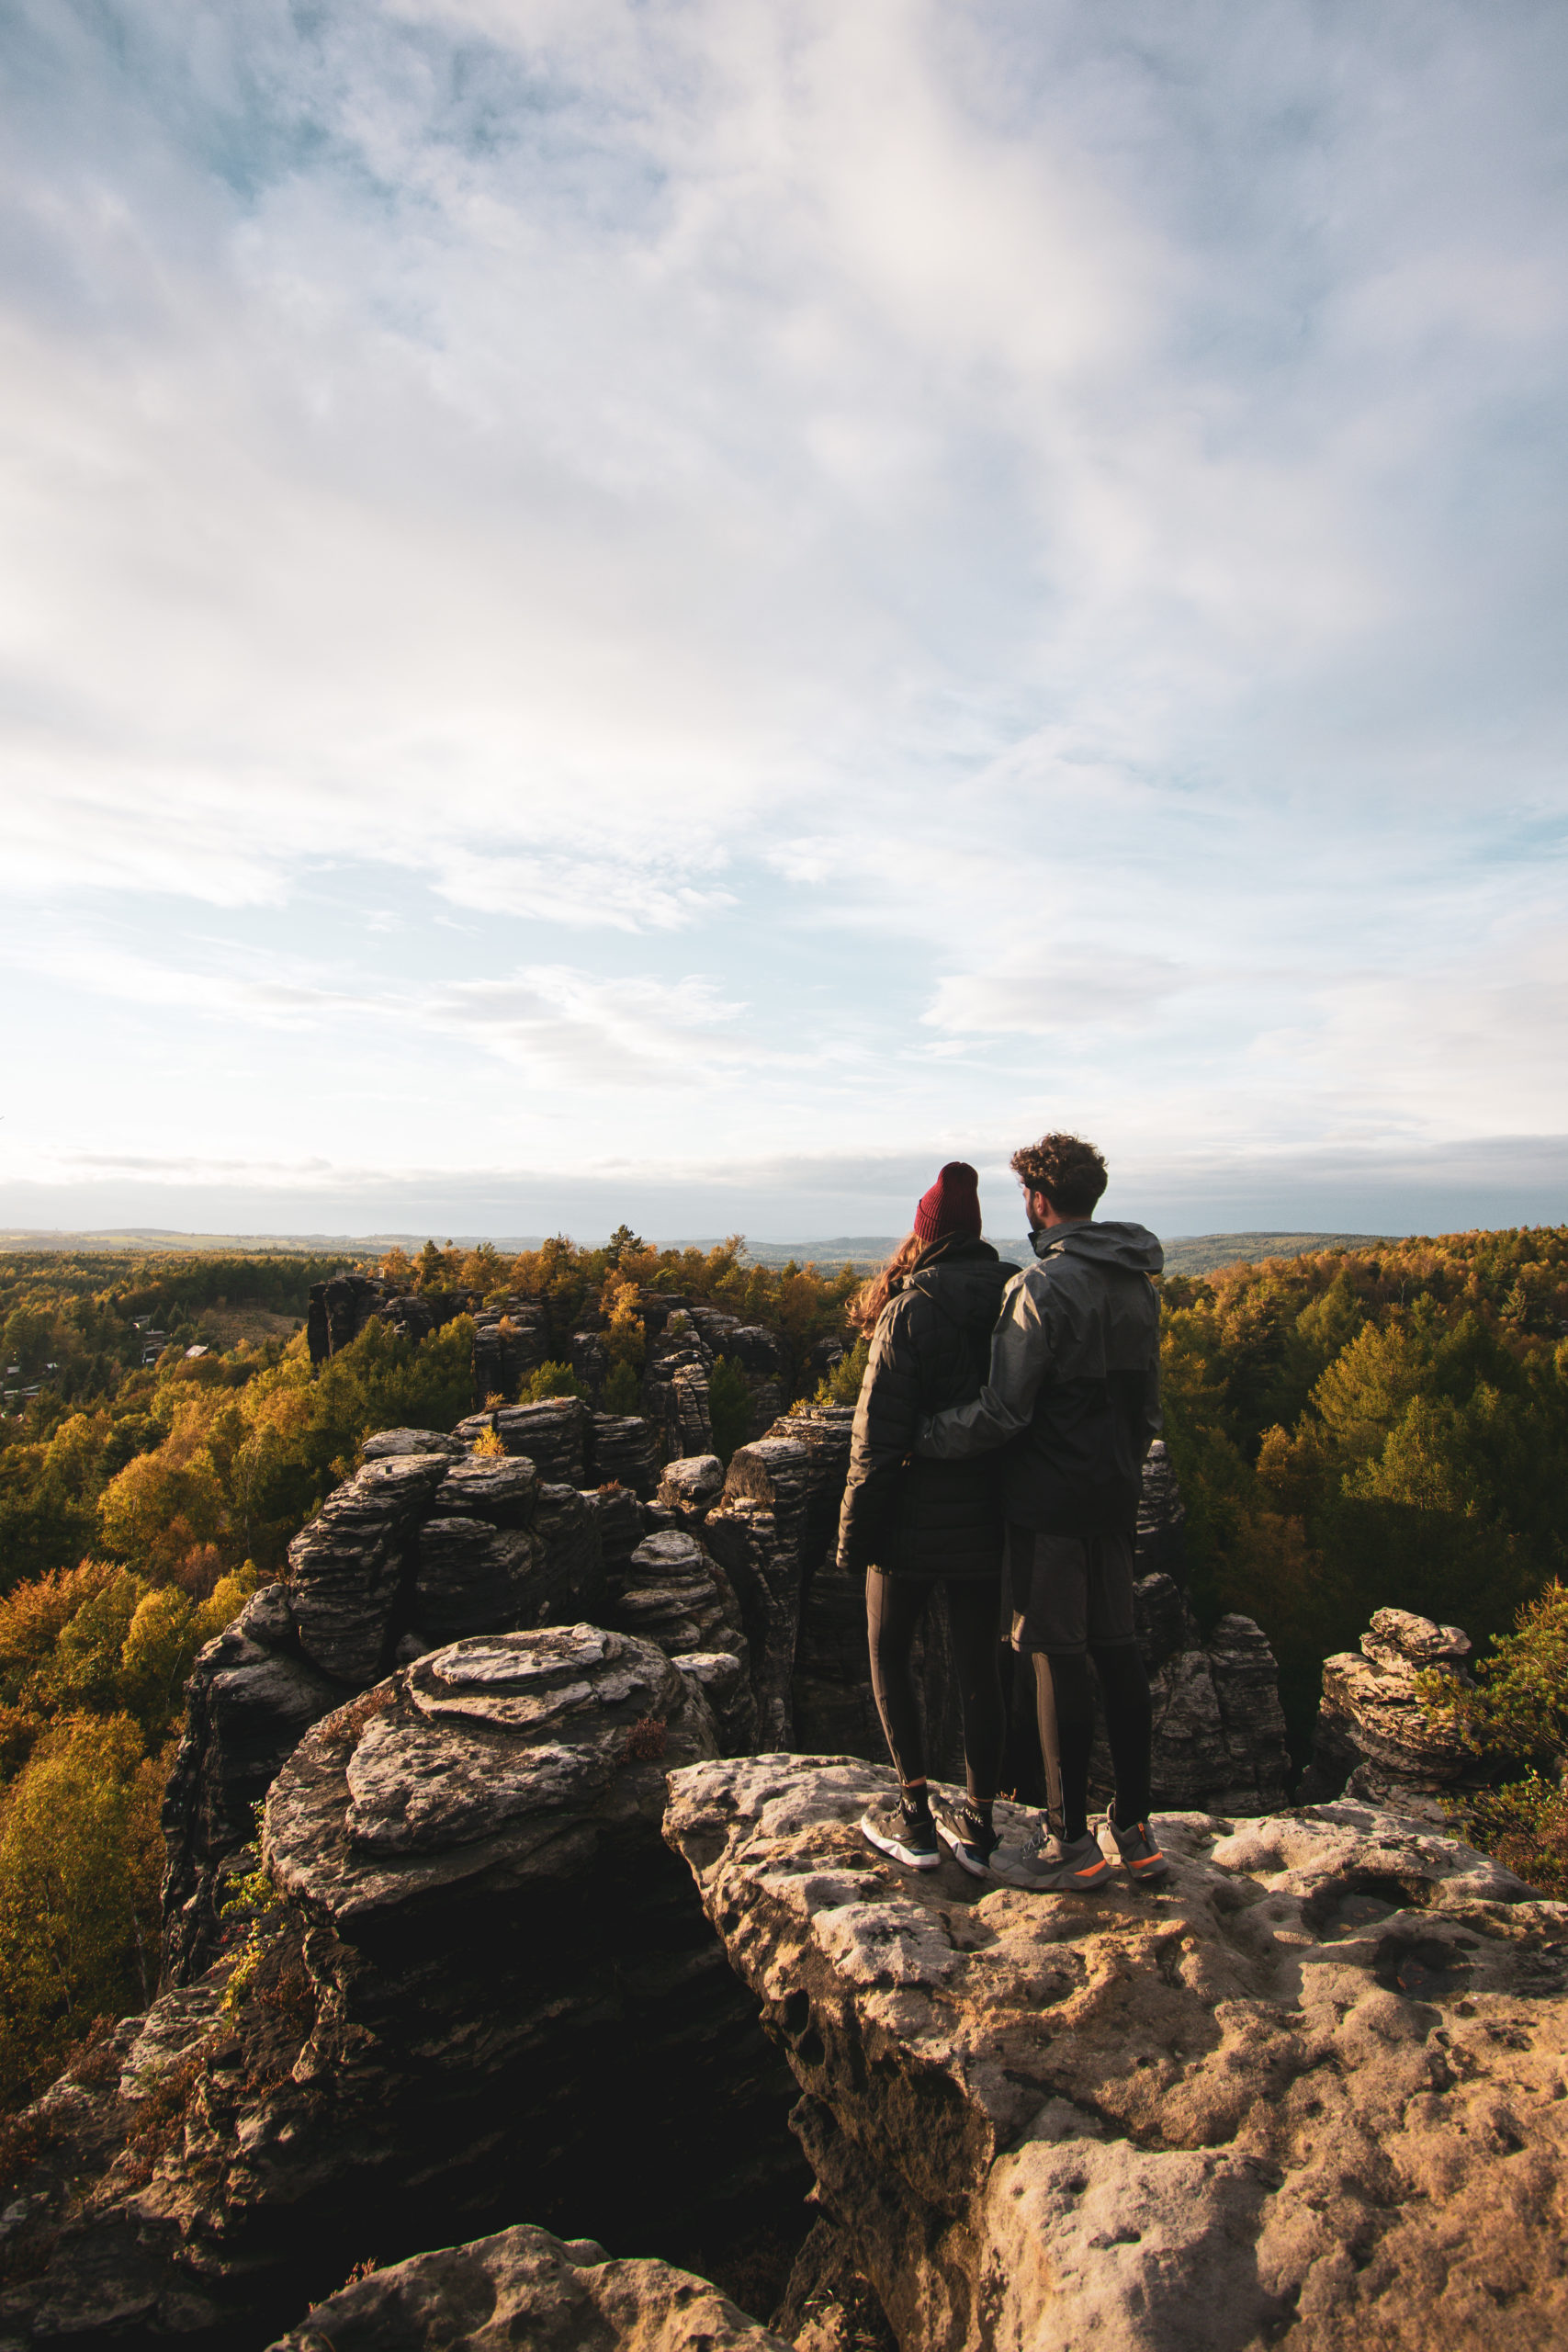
[608,1530,759,1753]
[6,1632,811,2349]
[666,1754,1568,2352]
[1131,1588,1293,1816]
[164,1429,621,1982]
[1301,1607,1479,1822]
[454,1395,592,1484]
[266,2224,791,2352]
[1134,1434,1186,1582]
[471,1300,550,1399]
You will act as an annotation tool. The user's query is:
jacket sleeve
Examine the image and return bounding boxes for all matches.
[915,1272,1051,1458]
[836,1300,921,1570]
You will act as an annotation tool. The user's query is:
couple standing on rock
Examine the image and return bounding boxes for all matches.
[836,1134,1171,1892]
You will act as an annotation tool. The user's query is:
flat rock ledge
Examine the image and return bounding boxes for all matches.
[664,1756,1568,2352]
[266,2222,790,2352]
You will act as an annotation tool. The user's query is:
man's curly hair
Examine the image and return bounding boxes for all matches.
[1010,1132,1108,1218]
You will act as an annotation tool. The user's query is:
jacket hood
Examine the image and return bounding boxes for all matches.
[907,1241,1019,1328]
[1030,1220,1164,1277]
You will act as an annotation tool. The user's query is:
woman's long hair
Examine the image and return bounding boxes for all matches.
[849,1231,925,1333]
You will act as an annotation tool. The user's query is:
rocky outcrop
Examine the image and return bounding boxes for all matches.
[454,1396,592,1484]
[608,1531,759,1752]
[160,1585,344,1983]
[1131,1586,1293,1816]
[666,1754,1568,2352]
[266,2224,790,2352]
[471,1300,549,1398]
[593,1411,662,1498]
[1302,1608,1478,1822]
[162,1427,646,1983]
[8,1633,811,2349]
[1134,1435,1186,1582]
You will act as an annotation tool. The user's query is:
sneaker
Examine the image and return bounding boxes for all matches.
[932,1796,999,1879]
[988,1826,1111,1893]
[860,1792,942,1871]
[1103,1815,1171,1885]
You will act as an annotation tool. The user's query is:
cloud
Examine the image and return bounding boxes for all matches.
[1,2,1566,1230]
[923,954,1193,1037]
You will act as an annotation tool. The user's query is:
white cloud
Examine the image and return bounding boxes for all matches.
[1,0,1566,1228]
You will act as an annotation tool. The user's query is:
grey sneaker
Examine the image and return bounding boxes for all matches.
[989,1826,1111,1893]
[932,1797,999,1879]
[860,1793,941,1871]
[1103,1815,1171,1885]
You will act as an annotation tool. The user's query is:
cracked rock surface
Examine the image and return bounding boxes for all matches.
[664,1755,1568,2352]
[265,2222,790,2352]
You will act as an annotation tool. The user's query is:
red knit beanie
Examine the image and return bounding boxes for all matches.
[914,1161,982,1244]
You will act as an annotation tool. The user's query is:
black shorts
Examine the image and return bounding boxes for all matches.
[1007,1526,1137,1655]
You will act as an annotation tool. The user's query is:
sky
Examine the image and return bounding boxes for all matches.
[3,0,1567,1245]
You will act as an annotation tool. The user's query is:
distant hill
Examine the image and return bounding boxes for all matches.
[1,1225,1397,1277]
[728,1231,1401,1278]
[1158,1231,1395,1276]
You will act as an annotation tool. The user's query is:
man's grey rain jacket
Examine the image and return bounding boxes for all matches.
[837,1235,1020,1577]
[917,1219,1163,1535]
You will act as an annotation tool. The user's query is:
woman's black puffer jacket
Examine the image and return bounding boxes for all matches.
[836,1235,1018,1578]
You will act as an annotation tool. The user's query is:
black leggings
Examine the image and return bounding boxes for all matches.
[865,1571,1005,1804]
[1032,1645,1153,1841]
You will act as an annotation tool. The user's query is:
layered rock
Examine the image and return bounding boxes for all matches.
[1137,1592,1293,1816]
[666,1754,1568,2352]
[471,1300,549,1399]
[705,1433,815,1747]
[161,1586,344,1983]
[642,1315,717,1461]
[266,2224,790,2352]
[164,1429,632,1982]
[609,1530,759,1752]
[1134,1435,1187,1582]
[593,1411,662,1498]
[7,1633,811,2350]
[454,1396,591,1485]
[1302,1608,1478,1822]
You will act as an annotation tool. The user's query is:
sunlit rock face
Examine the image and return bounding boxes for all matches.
[265,2224,792,2352]
[665,1753,1568,2352]
[1301,1607,1480,1821]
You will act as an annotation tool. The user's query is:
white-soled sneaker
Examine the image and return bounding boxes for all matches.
[860,1792,942,1871]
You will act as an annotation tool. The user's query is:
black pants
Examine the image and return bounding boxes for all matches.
[865,1570,1005,1804]
[1031,1646,1153,1842]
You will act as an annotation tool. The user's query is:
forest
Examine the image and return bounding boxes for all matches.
[0,1224,1565,2112]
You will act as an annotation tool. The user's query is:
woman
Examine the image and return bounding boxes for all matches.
[836,1161,1017,1875]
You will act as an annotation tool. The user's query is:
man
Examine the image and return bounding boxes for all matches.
[919,1132,1169,1891]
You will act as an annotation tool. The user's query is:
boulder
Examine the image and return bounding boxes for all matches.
[658,1453,726,1518]
[665,1754,1568,2352]
[360,1428,466,1463]
[266,2224,790,2352]
[1302,1607,1479,1821]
